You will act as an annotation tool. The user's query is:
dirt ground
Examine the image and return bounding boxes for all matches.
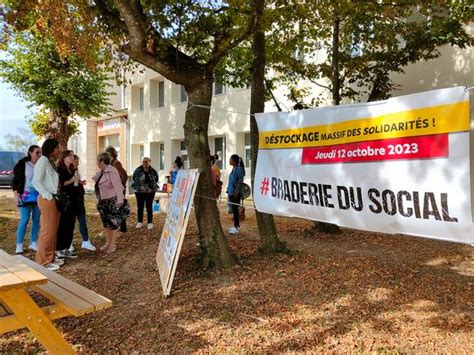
[0,193,473,353]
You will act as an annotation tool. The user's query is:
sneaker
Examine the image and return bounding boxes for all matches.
[136,222,143,229]
[61,249,78,259]
[69,244,75,253]
[81,240,96,251]
[45,263,60,271]
[54,258,65,266]
[229,226,240,235]
[55,250,66,259]
[29,241,38,251]
[147,223,153,230]
[15,244,24,254]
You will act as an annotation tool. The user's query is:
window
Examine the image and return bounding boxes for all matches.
[213,82,226,95]
[244,133,251,168]
[132,85,143,112]
[121,84,126,109]
[99,134,119,155]
[158,81,165,107]
[172,84,188,104]
[139,87,144,112]
[180,85,187,103]
[139,145,144,161]
[150,80,165,108]
[159,143,165,170]
[214,137,226,170]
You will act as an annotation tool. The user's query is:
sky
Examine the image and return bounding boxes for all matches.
[0,49,36,149]
[0,79,36,148]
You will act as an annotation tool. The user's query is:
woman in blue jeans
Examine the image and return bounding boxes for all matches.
[11,145,42,253]
[69,155,96,251]
[226,154,245,235]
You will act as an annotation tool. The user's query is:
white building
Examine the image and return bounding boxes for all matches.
[70,36,474,192]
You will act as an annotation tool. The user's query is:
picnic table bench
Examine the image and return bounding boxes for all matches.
[0,250,112,353]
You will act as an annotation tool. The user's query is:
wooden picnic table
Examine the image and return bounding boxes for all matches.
[0,250,112,354]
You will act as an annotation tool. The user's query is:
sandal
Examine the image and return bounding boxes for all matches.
[100,244,110,251]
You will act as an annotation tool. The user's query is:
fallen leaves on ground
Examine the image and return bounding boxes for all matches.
[0,194,472,353]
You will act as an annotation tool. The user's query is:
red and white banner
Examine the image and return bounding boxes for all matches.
[254,87,473,244]
[301,134,449,164]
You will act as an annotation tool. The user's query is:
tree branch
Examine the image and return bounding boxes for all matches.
[308,78,331,91]
[113,0,147,49]
[265,79,283,112]
[93,0,128,34]
[206,10,258,71]
[112,0,203,84]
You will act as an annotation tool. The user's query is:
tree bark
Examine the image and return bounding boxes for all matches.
[250,0,287,254]
[311,16,342,235]
[111,0,253,270]
[367,73,390,103]
[126,58,236,272]
[331,17,341,106]
[185,80,236,269]
[47,110,71,152]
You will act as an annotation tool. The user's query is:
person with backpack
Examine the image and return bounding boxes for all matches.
[11,145,42,254]
[226,154,245,235]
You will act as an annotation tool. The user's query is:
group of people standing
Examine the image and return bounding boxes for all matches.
[12,139,130,271]
[12,139,83,271]
[12,138,246,270]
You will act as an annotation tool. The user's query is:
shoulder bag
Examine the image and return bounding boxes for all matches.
[54,192,70,213]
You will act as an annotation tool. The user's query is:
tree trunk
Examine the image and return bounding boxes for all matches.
[47,111,71,151]
[250,0,287,254]
[331,17,341,106]
[311,16,342,235]
[367,73,390,103]
[185,80,235,270]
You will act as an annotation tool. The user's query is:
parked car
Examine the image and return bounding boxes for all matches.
[0,151,26,187]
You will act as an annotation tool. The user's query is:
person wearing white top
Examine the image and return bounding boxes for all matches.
[33,138,61,271]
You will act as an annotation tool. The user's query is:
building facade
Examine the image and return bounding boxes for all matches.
[126,70,254,188]
[71,34,474,192]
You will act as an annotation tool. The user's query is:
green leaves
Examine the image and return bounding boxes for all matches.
[28,110,79,138]
[265,0,473,105]
[0,33,112,120]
